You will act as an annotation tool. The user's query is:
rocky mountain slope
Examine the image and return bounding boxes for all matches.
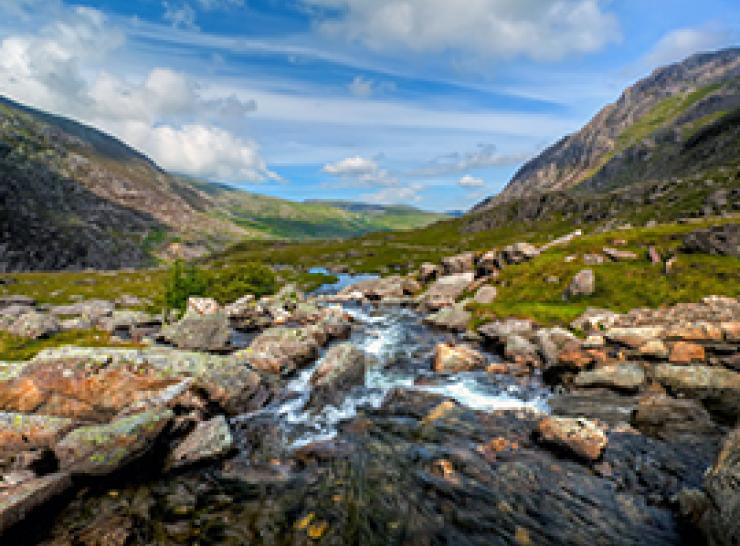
[474,47,740,211]
[0,97,443,272]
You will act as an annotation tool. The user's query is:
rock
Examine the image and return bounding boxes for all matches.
[433,343,486,373]
[570,308,619,333]
[244,325,325,375]
[473,286,497,304]
[0,472,71,534]
[54,409,173,475]
[7,312,60,340]
[167,416,233,469]
[475,250,500,277]
[664,255,677,275]
[536,416,607,462]
[504,335,539,366]
[97,310,160,334]
[401,277,423,295]
[563,269,595,299]
[0,296,35,309]
[478,319,535,342]
[647,246,662,264]
[669,341,706,364]
[583,254,606,265]
[0,305,37,320]
[701,427,740,545]
[722,321,740,342]
[540,230,582,251]
[186,297,221,316]
[631,395,718,440]
[604,327,665,349]
[654,364,740,422]
[441,252,476,275]
[419,263,441,283]
[544,275,560,284]
[307,343,367,409]
[0,412,75,454]
[665,322,723,342]
[682,223,740,257]
[500,242,539,264]
[603,247,638,261]
[549,389,638,425]
[340,276,404,300]
[49,300,114,320]
[424,304,471,332]
[574,363,645,392]
[161,312,230,352]
[224,295,256,318]
[115,294,148,308]
[534,327,579,366]
[637,339,669,359]
[421,273,474,310]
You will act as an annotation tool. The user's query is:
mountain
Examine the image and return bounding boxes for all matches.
[0,96,445,272]
[474,47,740,211]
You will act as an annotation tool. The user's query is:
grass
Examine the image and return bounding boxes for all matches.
[0,330,142,361]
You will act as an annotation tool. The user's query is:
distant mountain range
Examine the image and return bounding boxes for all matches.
[474,47,740,212]
[0,97,444,272]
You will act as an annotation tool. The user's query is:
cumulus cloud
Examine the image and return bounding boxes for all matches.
[641,27,734,69]
[412,143,528,176]
[0,6,276,182]
[323,155,397,186]
[458,175,485,188]
[361,183,424,205]
[347,75,397,97]
[305,0,621,61]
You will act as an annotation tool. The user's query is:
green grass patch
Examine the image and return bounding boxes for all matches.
[0,330,142,361]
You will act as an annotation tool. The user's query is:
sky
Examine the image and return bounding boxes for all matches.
[0,1,738,211]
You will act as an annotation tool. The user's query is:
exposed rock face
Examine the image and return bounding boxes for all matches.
[682,223,740,257]
[473,48,740,208]
[433,343,486,373]
[700,427,740,546]
[0,412,75,453]
[307,343,367,410]
[167,416,233,470]
[160,313,231,352]
[563,269,595,299]
[536,416,608,462]
[54,409,173,476]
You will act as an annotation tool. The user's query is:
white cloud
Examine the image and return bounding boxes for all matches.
[641,27,734,69]
[196,0,245,9]
[0,6,276,183]
[458,175,485,188]
[163,2,198,30]
[322,155,397,186]
[347,75,397,97]
[361,183,424,205]
[412,143,529,176]
[305,0,621,61]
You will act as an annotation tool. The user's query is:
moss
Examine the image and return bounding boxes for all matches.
[0,330,142,361]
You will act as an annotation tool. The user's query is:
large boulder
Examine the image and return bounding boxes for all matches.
[243,325,325,375]
[423,304,471,332]
[500,242,539,264]
[441,252,476,275]
[682,223,740,257]
[167,415,233,470]
[478,319,535,343]
[0,412,75,454]
[340,276,404,300]
[574,363,645,392]
[161,312,230,352]
[54,409,173,476]
[0,472,71,534]
[306,343,367,410]
[433,343,486,373]
[7,312,60,340]
[186,297,221,316]
[631,395,718,440]
[421,273,474,310]
[536,416,608,462]
[563,269,595,300]
[654,364,740,422]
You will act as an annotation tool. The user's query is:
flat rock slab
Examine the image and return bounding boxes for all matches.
[54,409,173,476]
[0,472,71,534]
[537,416,608,462]
[574,363,645,392]
[167,416,233,470]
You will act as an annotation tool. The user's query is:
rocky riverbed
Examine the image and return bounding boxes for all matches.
[0,249,738,545]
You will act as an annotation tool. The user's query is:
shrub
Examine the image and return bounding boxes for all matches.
[163,260,208,312]
[203,263,278,304]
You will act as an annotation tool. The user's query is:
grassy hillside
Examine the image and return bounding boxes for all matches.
[186,179,447,240]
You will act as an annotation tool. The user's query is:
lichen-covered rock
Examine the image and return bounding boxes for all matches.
[161,312,230,352]
[563,269,595,299]
[167,415,233,469]
[54,409,173,475]
[0,412,75,454]
[570,308,619,332]
[536,416,608,462]
[421,273,474,310]
[574,363,645,392]
[186,297,221,317]
[500,242,539,264]
[604,327,665,349]
[424,304,471,332]
[478,319,535,342]
[242,325,325,375]
[307,343,367,410]
[433,343,486,373]
[339,277,405,300]
[50,300,115,320]
[7,312,60,340]
[441,252,476,275]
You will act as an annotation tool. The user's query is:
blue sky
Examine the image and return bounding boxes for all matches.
[1,1,738,211]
